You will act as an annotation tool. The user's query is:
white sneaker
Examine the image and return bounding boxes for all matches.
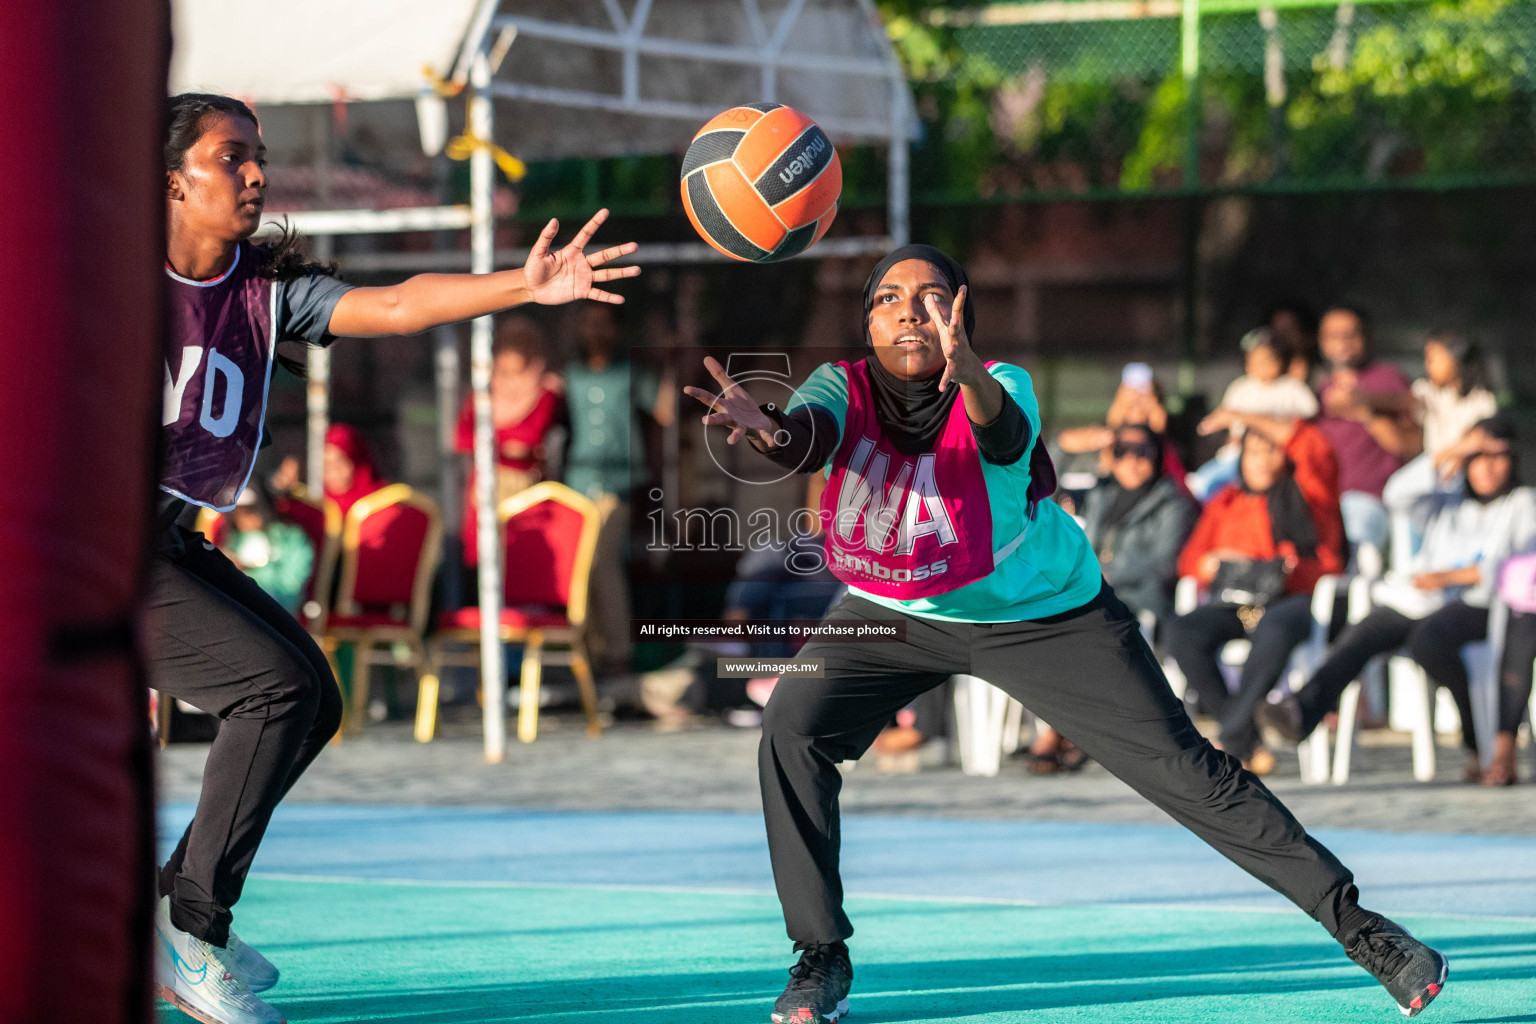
[225,931,280,993]
[156,897,280,993]
[154,898,284,1024]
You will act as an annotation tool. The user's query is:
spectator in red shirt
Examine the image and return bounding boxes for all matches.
[323,423,385,519]
[1314,305,1419,553]
[1165,421,1344,770]
[455,314,568,566]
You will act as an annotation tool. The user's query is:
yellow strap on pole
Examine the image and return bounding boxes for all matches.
[445,132,527,182]
[420,64,465,98]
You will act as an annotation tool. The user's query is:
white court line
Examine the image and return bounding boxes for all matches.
[249,872,1536,923]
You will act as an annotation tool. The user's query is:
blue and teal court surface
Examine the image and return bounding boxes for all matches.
[158,805,1536,1022]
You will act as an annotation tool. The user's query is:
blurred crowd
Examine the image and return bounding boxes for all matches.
[211,299,1536,787]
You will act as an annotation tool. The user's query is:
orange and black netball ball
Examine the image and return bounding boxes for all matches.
[680,103,841,263]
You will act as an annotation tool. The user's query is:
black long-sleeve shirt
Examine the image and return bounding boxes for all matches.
[752,386,1031,472]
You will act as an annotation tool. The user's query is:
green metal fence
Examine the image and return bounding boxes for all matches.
[939,0,1536,200]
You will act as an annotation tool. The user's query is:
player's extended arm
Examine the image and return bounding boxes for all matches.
[326,210,639,338]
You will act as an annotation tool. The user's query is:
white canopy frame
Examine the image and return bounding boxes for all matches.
[184,0,914,761]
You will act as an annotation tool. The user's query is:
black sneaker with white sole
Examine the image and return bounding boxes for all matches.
[771,942,853,1023]
[1344,914,1448,1017]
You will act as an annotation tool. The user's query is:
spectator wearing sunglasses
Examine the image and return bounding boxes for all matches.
[1081,425,1199,623]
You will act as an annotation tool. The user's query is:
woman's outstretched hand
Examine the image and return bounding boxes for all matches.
[524,208,641,306]
[923,286,982,392]
[683,357,779,447]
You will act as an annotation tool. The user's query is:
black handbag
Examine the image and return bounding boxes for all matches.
[1211,557,1288,609]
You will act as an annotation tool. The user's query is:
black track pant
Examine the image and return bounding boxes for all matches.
[1500,612,1536,735]
[760,583,1358,946]
[1295,602,1484,752]
[1163,592,1327,761]
[148,528,343,946]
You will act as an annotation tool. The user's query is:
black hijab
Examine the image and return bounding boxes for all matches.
[1239,432,1319,560]
[1466,415,1519,505]
[1098,427,1164,539]
[858,243,1057,508]
[861,244,973,454]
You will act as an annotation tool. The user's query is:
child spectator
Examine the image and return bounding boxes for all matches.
[1188,328,1319,501]
[223,483,315,616]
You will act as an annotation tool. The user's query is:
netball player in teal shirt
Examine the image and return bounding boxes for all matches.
[687,244,1447,1024]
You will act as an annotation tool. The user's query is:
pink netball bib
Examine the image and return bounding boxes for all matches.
[819,360,1002,599]
[160,243,277,512]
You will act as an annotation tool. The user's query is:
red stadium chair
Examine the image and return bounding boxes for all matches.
[272,492,341,636]
[326,484,442,735]
[192,505,231,546]
[416,481,602,744]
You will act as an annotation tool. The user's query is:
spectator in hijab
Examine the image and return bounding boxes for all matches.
[323,423,384,519]
[1260,417,1536,783]
[1081,424,1199,623]
[1165,423,1345,772]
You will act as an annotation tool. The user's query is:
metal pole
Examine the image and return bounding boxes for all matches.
[1181,0,1201,189]
[887,76,910,247]
[1179,0,1202,384]
[306,108,333,495]
[468,52,507,763]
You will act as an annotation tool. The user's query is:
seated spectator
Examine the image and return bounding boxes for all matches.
[1314,305,1419,552]
[1165,423,1345,772]
[323,423,385,519]
[1259,418,1536,783]
[1382,331,1499,507]
[1264,298,1320,382]
[1187,328,1319,501]
[222,482,315,615]
[455,314,568,566]
[1080,424,1199,623]
[1057,362,1186,492]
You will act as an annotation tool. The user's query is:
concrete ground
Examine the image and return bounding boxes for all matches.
[156,705,1535,835]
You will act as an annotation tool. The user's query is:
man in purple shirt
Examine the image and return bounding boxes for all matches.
[1314,305,1421,552]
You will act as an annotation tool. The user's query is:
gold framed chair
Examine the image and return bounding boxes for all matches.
[324,484,442,734]
[417,481,602,744]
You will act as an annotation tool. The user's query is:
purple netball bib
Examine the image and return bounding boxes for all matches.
[160,243,276,512]
[819,360,1001,599]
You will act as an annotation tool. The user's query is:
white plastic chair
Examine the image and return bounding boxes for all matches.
[952,674,1027,777]
[1164,574,1339,784]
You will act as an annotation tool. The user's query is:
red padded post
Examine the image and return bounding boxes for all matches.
[0,1,165,1020]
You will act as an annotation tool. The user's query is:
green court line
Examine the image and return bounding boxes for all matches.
[157,877,1536,1024]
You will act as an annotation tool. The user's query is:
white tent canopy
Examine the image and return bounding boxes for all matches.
[170,0,483,103]
[170,0,913,761]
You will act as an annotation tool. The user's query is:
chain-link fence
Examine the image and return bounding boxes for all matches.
[939,0,1536,199]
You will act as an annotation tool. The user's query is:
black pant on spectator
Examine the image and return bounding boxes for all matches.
[1293,601,1486,752]
[760,583,1357,946]
[1164,592,1318,760]
[1500,612,1536,735]
[148,528,343,946]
